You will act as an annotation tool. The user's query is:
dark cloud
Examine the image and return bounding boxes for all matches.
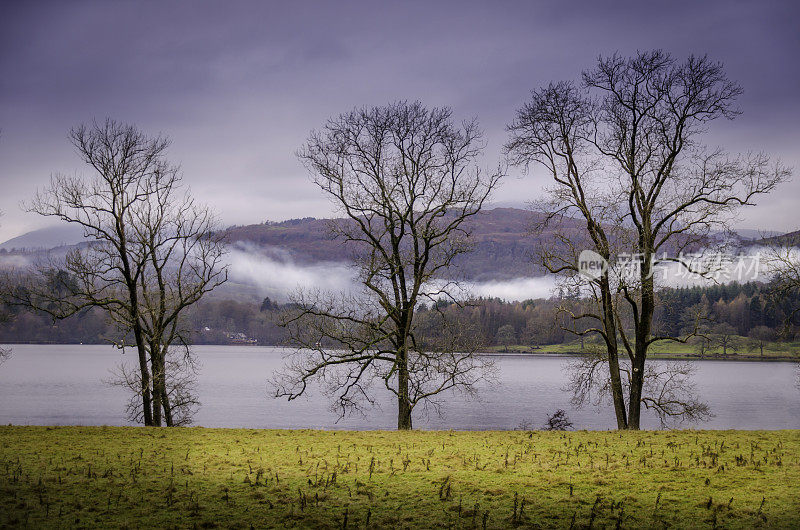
[1,0,798,240]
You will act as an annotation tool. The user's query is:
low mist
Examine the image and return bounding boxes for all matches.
[225,243,560,303]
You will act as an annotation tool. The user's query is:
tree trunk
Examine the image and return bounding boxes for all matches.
[125,254,153,426]
[149,343,162,427]
[628,243,655,430]
[158,346,173,426]
[132,325,153,426]
[396,347,412,430]
[162,373,174,427]
[627,356,645,430]
[601,280,628,429]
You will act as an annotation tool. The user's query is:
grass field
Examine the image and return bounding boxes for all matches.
[1,427,798,528]
[487,338,800,361]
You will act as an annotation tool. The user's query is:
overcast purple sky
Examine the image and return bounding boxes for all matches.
[1,0,798,241]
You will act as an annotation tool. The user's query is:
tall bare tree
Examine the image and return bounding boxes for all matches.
[748,325,776,356]
[14,119,227,426]
[0,135,9,364]
[0,213,10,366]
[765,246,800,334]
[765,247,800,388]
[0,340,8,367]
[275,101,501,430]
[507,51,788,429]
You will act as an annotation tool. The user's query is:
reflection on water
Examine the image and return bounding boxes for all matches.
[0,345,797,430]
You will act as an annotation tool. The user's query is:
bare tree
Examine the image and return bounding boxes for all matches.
[543,409,573,431]
[712,322,740,356]
[748,325,777,356]
[109,347,200,426]
[0,212,10,366]
[507,51,788,429]
[0,143,9,363]
[567,351,710,427]
[765,246,800,334]
[764,246,800,392]
[0,299,8,366]
[275,101,501,430]
[495,324,516,352]
[12,119,227,426]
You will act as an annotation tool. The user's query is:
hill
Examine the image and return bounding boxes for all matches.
[221,208,585,281]
[0,224,88,251]
[0,208,562,284]
[752,229,800,247]
[4,208,789,283]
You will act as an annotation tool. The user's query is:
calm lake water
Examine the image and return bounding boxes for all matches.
[0,345,797,430]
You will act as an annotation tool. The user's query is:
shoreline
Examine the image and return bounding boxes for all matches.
[3,341,798,362]
[2,424,800,433]
[480,350,800,362]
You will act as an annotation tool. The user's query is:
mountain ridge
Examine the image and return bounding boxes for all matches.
[1,208,795,282]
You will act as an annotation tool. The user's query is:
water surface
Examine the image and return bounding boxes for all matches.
[0,345,797,430]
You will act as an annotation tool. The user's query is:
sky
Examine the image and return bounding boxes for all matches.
[1,0,799,242]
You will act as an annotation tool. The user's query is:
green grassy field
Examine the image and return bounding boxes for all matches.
[487,338,800,360]
[1,427,798,528]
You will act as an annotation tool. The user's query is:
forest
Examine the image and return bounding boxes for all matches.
[2,280,797,356]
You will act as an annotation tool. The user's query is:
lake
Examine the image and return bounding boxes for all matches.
[0,345,797,430]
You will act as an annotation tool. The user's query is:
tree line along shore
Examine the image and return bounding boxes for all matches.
[3,281,798,362]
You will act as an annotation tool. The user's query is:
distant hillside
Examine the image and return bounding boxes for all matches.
[221,208,586,281]
[219,207,732,281]
[0,224,87,251]
[5,208,786,282]
[1,208,562,280]
[751,229,800,247]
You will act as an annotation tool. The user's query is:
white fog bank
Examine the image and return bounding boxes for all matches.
[224,244,798,302]
[225,244,559,302]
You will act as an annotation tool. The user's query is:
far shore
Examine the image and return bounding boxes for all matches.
[480,350,800,362]
[3,341,799,362]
